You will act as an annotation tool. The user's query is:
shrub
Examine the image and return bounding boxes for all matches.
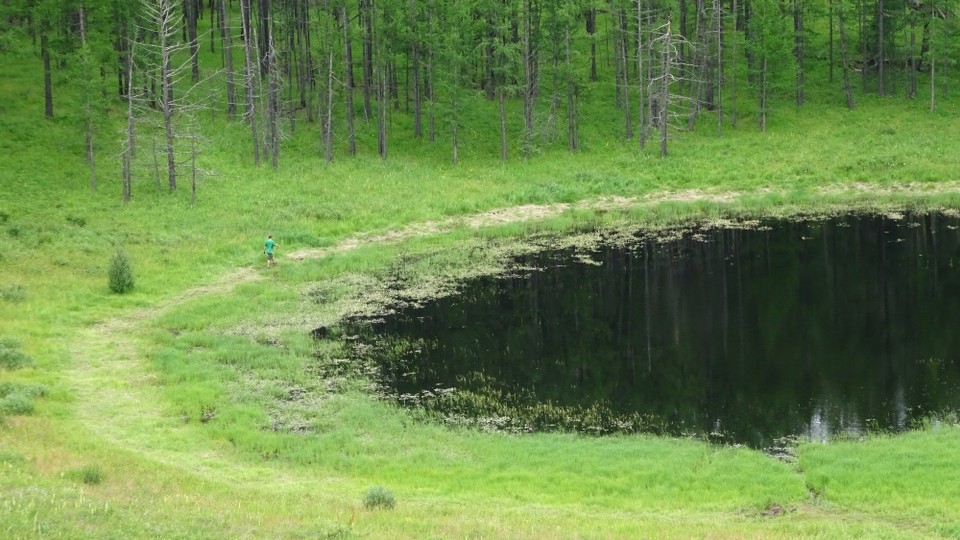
[108,248,135,294]
[0,340,33,371]
[0,382,48,398]
[0,284,26,303]
[0,394,34,415]
[362,486,396,510]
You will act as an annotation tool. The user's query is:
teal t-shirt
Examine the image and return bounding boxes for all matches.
[264,239,277,254]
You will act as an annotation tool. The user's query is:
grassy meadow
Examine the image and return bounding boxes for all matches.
[3,30,960,538]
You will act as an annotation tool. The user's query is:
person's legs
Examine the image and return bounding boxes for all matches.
[267,252,274,267]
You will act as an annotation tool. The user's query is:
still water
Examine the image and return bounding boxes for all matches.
[348,213,960,447]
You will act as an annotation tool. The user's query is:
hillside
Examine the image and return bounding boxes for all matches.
[2,1,960,538]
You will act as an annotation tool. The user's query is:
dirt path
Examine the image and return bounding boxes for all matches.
[65,186,960,476]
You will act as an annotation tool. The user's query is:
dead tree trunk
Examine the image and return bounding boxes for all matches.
[240,0,261,164]
[219,0,237,116]
[158,0,178,190]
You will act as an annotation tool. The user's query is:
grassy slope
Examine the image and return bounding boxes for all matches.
[2,36,960,538]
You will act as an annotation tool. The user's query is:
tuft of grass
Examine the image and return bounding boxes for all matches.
[64,465,105,486]
[362,486,395,510]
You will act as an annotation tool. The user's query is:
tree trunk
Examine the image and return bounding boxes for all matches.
[42,33,53,118]
[829,0,834,82]
[908,16,917,99]
[266,20,279,168]
[374,1,387,159]
[731,0,738,127]
[687,0,706,130]
[342,4,356,155]
[186,0,200,83]
[637,0,646,148]
[411,0,422,138]
[159,0,177,190]
[240,0,261,165]
[587,8,598,81]
[860,0,867,92]
[659,23,672,157]
[219,0,237,117]
[499,89,508,161]
[323,48,334,162]
[794,0,804,107]
[877,0,884,95]
[362,0,373,121]
[522,0,540,155]
[567,26,578,151]
[79,6,97,191]
[123,47,135,202]
[929,49,935,112]
[759,56,767,132]
[839,0,855,109]
[426,6,435,143]
[257,0,271,77]
[619,7,632,139]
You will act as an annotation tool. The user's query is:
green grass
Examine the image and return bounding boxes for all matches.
[3,28,960,538]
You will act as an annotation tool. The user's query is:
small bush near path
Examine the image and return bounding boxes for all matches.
[108,248,135,294]
[363,486,395,510]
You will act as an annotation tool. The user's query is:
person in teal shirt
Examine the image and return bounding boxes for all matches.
[264,235,279,267]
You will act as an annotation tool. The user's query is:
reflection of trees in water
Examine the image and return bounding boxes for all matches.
[354,213,960,447]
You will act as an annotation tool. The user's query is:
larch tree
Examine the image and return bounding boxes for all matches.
[341,0,357,155]
[520,0,542,156]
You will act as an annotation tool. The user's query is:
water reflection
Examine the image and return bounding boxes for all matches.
[346,213,960,447]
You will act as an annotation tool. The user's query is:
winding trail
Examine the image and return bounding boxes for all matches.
[64,186,960,480]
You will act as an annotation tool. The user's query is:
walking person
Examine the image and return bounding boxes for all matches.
[264,235,279,267]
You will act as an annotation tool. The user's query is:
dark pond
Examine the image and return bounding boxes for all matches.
[345,213,960,447]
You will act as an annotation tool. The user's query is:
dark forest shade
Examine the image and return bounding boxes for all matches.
[348,213,960,447]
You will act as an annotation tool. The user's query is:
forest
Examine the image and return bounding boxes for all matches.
[2,0,958,200]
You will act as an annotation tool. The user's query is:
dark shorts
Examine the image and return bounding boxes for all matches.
[267,252,274,261]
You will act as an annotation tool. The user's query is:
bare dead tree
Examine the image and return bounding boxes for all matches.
[265,17,280,168]
[218,0,237,117]
[647,20,695,157]
[121,44,136,202]
[124,0,216,198]
[240,0,261,164]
